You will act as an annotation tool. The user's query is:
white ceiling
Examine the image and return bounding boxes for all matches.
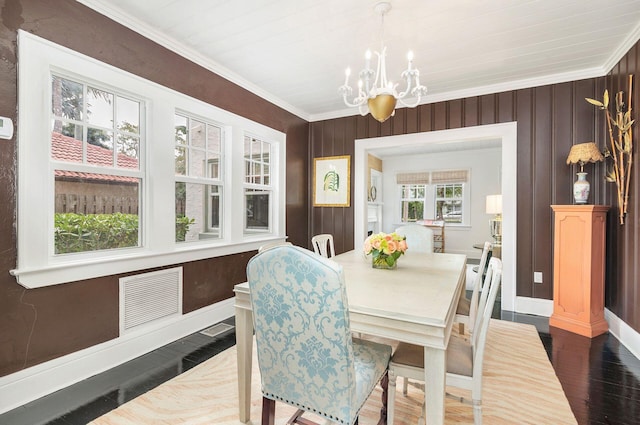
[79,0,640,122]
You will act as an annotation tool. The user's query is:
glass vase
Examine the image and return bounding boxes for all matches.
[372,256,397,270]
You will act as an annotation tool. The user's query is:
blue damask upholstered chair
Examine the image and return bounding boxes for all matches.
[247,245,392,425]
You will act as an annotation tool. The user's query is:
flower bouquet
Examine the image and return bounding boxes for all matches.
[363,232,408,269]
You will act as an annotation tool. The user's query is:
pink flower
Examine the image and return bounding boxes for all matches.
[398,239,408,252]
[385,240,398,255]
[371,238,382,250]
[363,238,372,254]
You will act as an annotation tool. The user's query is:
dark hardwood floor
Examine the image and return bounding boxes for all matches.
[0,313,638,425]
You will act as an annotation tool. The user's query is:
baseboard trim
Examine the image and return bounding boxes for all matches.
[605,308,640,364]
[515,296,554,317]
[0,298,235,414]
[514,297,640,363]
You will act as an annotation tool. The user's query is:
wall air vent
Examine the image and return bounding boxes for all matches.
[119,267,183,335]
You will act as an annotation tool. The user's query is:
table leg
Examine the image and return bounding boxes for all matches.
[424,346,446,425]
[235,303,254,423]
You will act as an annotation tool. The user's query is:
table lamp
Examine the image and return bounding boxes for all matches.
[486,194,502,245]
[566,142,603,204]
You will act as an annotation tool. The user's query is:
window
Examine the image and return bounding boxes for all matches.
[399,184,426,222]
[244,136,271,233]
[14,31,286,288]
[174,113,224,242]
[435,183,463,223]
[396,170,469,225]
[51,74,143,254]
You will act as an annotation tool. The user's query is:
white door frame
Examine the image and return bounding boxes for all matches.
[354,122,517,311]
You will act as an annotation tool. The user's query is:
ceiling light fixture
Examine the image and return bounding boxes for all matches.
[338,1,427,123]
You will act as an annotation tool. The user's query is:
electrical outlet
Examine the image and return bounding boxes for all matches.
[534,272,543,284]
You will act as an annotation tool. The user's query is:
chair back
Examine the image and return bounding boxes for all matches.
[468,241,493,329]
[470,257,502,380]
[394,224,434,253]
[246,245,357,424]
[311,233,335,258]
[258,240,292,252]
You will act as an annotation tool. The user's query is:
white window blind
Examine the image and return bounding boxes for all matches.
[431,170,469,184]
[396,170,468,185]
[396,172,430,184]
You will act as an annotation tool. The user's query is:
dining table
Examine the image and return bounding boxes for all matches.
[234,249,467,425]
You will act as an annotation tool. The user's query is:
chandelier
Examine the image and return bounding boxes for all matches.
[338,1,427,123]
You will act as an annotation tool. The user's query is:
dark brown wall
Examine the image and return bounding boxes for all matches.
[0,0,309,376]
[311,44,640,333]
[602,42,640,333]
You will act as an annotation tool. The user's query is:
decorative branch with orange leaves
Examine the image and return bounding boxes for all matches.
[585,75,635,224]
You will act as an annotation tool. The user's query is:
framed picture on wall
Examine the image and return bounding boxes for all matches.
[313,155,351,207]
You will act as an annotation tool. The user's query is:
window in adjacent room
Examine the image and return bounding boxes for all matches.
[435,183,463,223]
[399,184,426,222]
[396,169,469,225]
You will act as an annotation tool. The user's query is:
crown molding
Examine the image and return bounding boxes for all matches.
[76,0,310,122]
[309,67,606,122]
[602,20,640,74]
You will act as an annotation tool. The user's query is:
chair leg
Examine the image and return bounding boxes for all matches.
[262,397,275,425]
[472,400,482,425]
[387,370,396,424]
[378,371,388,424]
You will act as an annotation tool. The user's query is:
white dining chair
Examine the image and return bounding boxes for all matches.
[387,257,503,425]
[394,224,434,253]
[311,233,335,258]
[456,241,493,332]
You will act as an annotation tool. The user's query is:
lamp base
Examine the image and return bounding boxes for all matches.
[573,172,590,204]
[490,215,502,245]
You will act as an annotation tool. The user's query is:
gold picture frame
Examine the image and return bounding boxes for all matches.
[313,155,351,207]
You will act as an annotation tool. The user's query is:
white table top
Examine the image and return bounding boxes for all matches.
[335,250,467,328]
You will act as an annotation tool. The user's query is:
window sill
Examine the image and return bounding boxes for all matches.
[11,237,285,289]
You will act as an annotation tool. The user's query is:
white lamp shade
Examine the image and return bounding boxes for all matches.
[486,194,503,214]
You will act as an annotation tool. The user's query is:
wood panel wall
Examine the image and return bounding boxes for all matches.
[602,42,640,332]
[310,46,640,333]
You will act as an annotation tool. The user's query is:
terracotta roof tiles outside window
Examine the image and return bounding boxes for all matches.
[51,132,138,183]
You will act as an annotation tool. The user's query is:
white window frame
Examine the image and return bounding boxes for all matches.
[399,184,427,222]
[434,182,467,224]
[395,171,470,226]
[243,135,273,235]
[13,31,286,288]
[174,111,225,241]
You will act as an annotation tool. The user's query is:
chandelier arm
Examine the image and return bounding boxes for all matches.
[397,96,423,108]
[396,79,414,99]
[339,85,369,108]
